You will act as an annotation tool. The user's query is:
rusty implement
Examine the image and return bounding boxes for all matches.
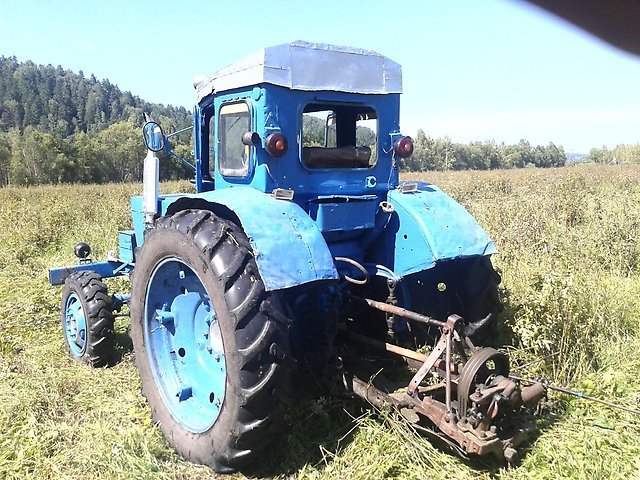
[341,296,547,464]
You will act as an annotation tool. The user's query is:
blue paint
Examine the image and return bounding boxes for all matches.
[369,182,497,277]
[193,85,401,206]
[63,292,87,357]
[158,186,339,291]
[118,230,137,263]
[51,43,497,300]
[144,258,226,433]
[112,293,131,312]
[308,195,378,233]
[122,80,496,293]
[49,260,133,286]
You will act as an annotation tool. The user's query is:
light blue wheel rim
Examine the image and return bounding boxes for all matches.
[144,258,227,433]
[64,292,87,357]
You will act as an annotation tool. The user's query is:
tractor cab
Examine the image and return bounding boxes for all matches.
[191,41,413,216]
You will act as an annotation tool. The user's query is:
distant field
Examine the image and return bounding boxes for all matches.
[1,166,639,479]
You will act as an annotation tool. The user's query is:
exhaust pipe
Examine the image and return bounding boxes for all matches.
[142,114,164,228]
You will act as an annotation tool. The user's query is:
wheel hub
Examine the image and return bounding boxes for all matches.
[144,259,227,433]
[64,292,87,356]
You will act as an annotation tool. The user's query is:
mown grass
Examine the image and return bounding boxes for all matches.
[1,166,639,479]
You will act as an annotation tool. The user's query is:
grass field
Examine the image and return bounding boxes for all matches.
[1,165,639,479]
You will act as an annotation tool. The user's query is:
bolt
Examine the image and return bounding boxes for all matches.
[206,345,213,354]
[214,354,221,362]
[490,425,497,434]
[179,270,185,280]
[154,310,174,327]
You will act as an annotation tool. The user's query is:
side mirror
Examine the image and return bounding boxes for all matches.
[142,121,165,152]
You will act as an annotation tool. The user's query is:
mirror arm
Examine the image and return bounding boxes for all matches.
[166,125,193,138]
[168,151,197,172]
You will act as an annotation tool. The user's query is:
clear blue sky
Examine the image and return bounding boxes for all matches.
[1,0,639,153]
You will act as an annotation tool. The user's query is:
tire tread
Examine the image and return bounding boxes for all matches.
[61,271,114,367]
[130,209,292,473]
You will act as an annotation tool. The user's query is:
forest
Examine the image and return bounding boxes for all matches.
[0,56,192,186]
[0,56,638,187]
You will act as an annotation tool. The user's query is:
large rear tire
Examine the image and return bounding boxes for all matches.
[130,210,291,473]
[403,255,502,345]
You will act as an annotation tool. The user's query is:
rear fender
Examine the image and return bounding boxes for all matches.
[369,182,497,277]
[152,187,338,291]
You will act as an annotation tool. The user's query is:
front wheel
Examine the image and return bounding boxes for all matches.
[130,210,291,473]
[60,271,114,367]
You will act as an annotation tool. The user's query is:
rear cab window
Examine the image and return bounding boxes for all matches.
[302,103,377,169]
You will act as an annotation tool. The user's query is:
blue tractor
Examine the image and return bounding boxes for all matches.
[51,41,545,472]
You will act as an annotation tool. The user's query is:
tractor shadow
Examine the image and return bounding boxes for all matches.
[108,319,134,366]
[250,382,363,477]
[254,391,563,477]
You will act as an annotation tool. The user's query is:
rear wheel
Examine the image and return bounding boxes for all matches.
[403,255,502,345]
[130,210,291,473]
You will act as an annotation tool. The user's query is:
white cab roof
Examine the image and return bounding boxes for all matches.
[195,40,402,102]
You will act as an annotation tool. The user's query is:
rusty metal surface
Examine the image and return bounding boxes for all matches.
[350,294,447,328]
[340,328,427,364]
[341,300,545,464]
[407,335,448,396]
[457,347,509,420]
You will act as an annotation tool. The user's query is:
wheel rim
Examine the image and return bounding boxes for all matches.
[64,292,87,357]
[144,258,227,433]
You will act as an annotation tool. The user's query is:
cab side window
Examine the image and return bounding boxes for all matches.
[218,102,251,177]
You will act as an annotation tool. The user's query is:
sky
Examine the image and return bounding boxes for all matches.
[1,0,639,153]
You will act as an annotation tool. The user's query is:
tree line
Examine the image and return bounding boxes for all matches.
[5,55,638,187]
[400,130,566,171]
[584,144,640,164]
[0,56,192,186]
[0,124,193,186]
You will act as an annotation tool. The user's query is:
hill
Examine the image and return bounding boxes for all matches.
[0,57,193,186]
[0,56,190,135]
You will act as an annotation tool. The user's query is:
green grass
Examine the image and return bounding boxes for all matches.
[1,167,639,479]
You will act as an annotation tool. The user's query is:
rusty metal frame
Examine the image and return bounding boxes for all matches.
[343,294,542,463]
